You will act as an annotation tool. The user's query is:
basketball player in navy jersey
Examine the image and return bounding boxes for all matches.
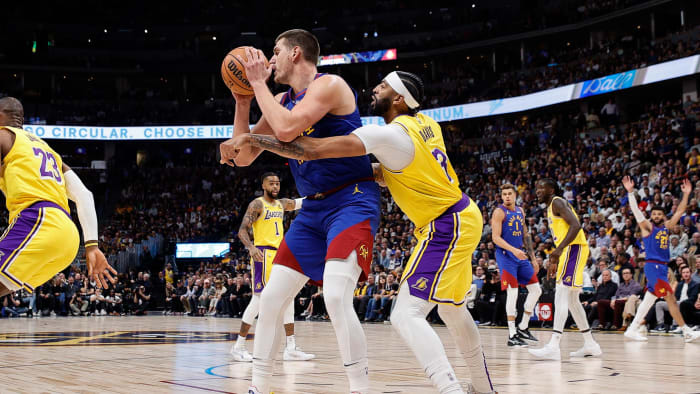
[219,29,380,394]
[622,176,700,343]
[491,184,541,347]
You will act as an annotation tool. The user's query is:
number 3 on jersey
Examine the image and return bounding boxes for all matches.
[33,147,63,184]
[431,148,453,183]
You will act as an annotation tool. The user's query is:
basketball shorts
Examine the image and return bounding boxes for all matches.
[401,194,482,305]
[251,246,277,294]
[555,243,589,288]
[496,250,538,290]
[644,261,674,298]
[273,181,380,283]
[0,201,79,293]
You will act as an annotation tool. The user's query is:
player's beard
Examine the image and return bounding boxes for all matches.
[652,217,664,226]
[265,190,279,199]
[371,95,392,116]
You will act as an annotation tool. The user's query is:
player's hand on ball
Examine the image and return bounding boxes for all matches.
[237,47,272,85]
[513,249,528,260]
[232,91,254,104]
[86,246,118,289]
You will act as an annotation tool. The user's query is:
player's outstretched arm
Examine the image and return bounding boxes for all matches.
[623,175,652,235]
[279,198,304,212]
[220,92,284,167]
[666,179,692,228]
[62,164,117,289]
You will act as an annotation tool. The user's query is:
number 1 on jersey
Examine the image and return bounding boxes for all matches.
[431,148,454,183]
[274,222,280,236]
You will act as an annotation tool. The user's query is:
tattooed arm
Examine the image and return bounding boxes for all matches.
[238,199,263,262]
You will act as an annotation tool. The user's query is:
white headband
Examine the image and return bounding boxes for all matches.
[384,71,420,109]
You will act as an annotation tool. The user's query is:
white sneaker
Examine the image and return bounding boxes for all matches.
[624,327,648,341]
[528,343,561,360]
[684,330,700,343]
[670,326,683,334]
[247,386,262,394]
[466,383,497,394]
[50,311,57,317]
[231,345,253,362]
[570,342,602,358]
[100,309,107,316]
[638,324,648,336]
[283,347,315,361]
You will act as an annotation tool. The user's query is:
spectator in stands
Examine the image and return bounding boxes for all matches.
[133,285,151,315]
[585,269,618,329]
[607,268,643,331]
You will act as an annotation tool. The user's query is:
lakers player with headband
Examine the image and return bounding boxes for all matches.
[222,71,496,394]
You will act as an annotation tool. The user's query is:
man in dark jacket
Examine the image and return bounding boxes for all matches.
[583,270,618,328]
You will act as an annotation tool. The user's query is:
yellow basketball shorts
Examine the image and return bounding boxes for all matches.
[0,202,79,293]
[251,246,277,294]
[556,243,589,288]
[401,195,482,305]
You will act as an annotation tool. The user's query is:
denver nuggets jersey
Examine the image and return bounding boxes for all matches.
[498,205,524,250]
[546,196,587,247]
[280,73,374,196]
[251,197,284,248]
[381,113,462,229]
[643,225,669,262]
[0,126,70,222]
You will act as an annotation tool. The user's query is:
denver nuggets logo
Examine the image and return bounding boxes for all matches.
[352,184,363,195]
[502,280,508,287]
[412,277,429,291]
[358,244,369,260]
[659,287,665,294]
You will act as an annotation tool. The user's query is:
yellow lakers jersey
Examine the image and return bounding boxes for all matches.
[0,127,70,222]
[381,113,462,229]
[547,196,587,246]
[251,197,284,248]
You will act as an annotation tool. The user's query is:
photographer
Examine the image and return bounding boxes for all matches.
[476,266,507,326]
[133,285,151,315]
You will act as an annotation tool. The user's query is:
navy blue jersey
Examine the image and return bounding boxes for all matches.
[280,73,373,196]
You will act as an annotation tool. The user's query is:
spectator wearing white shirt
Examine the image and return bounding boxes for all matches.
[597,259,620,285]
[589,237,601,261]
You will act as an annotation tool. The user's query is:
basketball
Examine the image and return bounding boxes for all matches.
[221,46,269,96]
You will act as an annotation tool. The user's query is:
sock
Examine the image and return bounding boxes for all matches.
[235,335,246,348]
[286,334,296,350]
[549,332,562,347]
[344,358,369,393]
[518,313,531,330]
[425,359,463,394]
[508,320,516,337]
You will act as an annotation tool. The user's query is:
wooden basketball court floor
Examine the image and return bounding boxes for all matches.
[0,316,698,393]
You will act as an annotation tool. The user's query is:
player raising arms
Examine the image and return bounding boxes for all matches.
[528,179,602,360]
[223,71,495,394]
[490,183,542,347]
[0,97,116,298]
[622,176,700,343]
[219,29,380,394]
[230,172,314,362]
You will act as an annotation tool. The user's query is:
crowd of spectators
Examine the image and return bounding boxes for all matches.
[13,22,700,127]
[6,92,699,336]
